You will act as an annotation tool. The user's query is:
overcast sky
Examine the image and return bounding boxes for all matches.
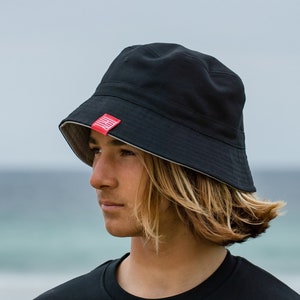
[1,0,299,170]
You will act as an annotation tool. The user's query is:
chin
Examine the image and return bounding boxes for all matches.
[104,223,143,238]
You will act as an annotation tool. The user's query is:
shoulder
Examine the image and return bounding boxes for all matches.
[34,258,119,300]
[226,255,300,299]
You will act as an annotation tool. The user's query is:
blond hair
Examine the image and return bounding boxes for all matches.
[135,154,285,246]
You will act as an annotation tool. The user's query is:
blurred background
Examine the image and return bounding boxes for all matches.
[1,0,299,298]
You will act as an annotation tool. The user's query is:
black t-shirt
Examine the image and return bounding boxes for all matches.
[34,251,299,299]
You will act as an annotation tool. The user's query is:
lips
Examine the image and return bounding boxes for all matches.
[99,200,124,212]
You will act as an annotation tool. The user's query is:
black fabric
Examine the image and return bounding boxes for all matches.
[59,43,256,192]
[34,252,299,299]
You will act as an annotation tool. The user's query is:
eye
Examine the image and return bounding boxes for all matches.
[120,149,135,156]
[89,146,102,155]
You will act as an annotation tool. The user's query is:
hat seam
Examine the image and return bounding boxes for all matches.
[134,44,240,79]
[95,84,244,134]
[165,51,240,79]
[142,44,161,57]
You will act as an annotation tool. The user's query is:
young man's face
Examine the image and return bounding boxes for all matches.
[89,130,145,237]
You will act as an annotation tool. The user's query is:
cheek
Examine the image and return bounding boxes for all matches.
[121,168,145,203]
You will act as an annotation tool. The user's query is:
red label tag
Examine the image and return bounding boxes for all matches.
[91,114,121,135]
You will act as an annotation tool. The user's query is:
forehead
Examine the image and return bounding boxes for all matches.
[89,129,127,147]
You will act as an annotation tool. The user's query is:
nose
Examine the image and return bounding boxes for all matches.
[90,155,118,190]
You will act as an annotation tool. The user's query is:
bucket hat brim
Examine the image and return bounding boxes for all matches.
[60,95,255,192]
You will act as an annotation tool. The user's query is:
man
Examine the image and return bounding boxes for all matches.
[35,43,299,299]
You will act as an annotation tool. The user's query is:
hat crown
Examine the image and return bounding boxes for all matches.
[95,43,246,147]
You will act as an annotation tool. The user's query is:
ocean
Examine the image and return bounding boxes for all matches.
[0,169,299,299]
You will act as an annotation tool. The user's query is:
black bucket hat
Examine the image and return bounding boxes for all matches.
[59,43,256,192]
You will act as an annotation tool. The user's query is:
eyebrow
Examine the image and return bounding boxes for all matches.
[88,136,126,147]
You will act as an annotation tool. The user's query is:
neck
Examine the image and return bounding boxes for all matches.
[117,229,227,298]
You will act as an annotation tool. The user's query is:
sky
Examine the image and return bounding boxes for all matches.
[1,0,299,170]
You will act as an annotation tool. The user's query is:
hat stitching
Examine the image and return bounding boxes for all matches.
[95,83,244,132]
